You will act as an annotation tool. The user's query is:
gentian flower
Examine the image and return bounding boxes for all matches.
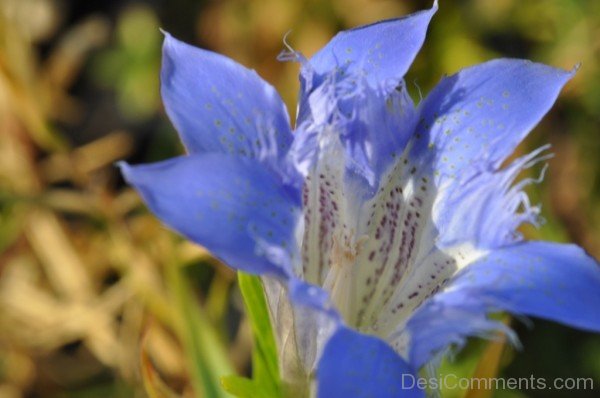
[120,2,600,397]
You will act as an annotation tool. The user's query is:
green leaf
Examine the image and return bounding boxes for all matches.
[165,257,234,398]
[222,273,282,398]
[221,375,277,398]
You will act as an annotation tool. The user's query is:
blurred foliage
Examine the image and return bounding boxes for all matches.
[221,273,281,398]
[0,0,599,397]
[91,4,161,120]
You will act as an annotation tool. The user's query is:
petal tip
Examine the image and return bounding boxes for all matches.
[161,30,178,52]
[116,160,135,184]
[161,31,191,62]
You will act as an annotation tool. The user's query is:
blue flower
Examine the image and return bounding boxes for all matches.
[120,2,600,397]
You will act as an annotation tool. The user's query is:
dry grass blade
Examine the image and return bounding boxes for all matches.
[25,210,93,301]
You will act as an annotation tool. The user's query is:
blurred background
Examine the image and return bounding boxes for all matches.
[0,0,599,397]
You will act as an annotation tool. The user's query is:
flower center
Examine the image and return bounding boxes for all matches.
[321,230,369,319]
[297,134,486,346]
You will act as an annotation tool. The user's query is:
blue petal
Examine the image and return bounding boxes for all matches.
[289,278,338,316]
[294,3,436,128]
[410,59,575,180]
[402,289,514,369]
[454,242,600,331]
[340,83,418,187]
[161,33,293,167]
[317,326,424,398]
[435,146,550,249]
[306,2,437,92]
[291,78,418,189]
[405,241,600,368]
[119,154,301,277]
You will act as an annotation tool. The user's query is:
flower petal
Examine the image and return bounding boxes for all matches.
[291,2,436,183]
[453,242,600,331]
[410,59,575,181]
[306,2,437,91]
[397,288,514,369]
[297,129,354,287]
[341,84,418,185]
[294,3,436,133]
[317,326,424,398]
[161,33,293,168]
[119,154,301,277]
[435,146,551,249]
[402,241,600,368]
[291,80,417,193]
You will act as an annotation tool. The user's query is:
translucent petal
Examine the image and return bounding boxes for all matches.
[262,276,340,394]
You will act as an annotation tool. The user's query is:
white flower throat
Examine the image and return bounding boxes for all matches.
[296,132,485,343]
